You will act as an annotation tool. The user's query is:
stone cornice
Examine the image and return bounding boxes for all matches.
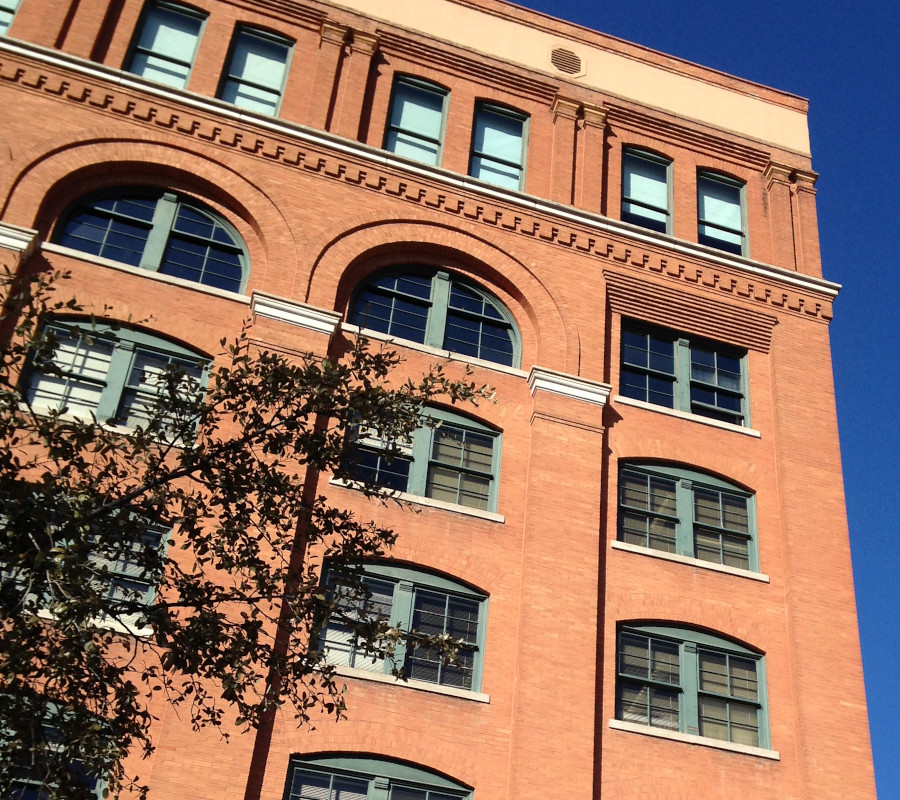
[251,291,342,335]
[528,366,611,406]
[0,40,838,322]
[0,222,37,257]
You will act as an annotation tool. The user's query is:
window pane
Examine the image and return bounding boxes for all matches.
[474,108,524,165]
[221,30,289,115]
[699,650,729,695]
[26,327,114,417]
[130,4,203,88]
[322,576,394,671]
[622,151,668,231]
[699,177,742,230]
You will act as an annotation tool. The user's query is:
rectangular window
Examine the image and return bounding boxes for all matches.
[25,322,208,431]
[0,0,20,35]
[320,564,487,692]
[618,464,757,572]
[616,627,767,748]
[620,320,747,426]
[697,171,745,255]
[384,77,448,166]
[622,148,671,233]
[218,27,292,116]
[126,1,206,89]
[469,103,527,190]
[349,409,500,512]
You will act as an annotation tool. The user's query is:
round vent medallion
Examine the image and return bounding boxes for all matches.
[551,47,582,75]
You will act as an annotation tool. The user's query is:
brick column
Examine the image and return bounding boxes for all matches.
[549,96,580,205]
[305,21,349,132]
[508,367,610,800]
[576,103,608,214]
[764,161,796,271]
[332,31,378,142]
[792,169,821,277]
[8,0,69,48]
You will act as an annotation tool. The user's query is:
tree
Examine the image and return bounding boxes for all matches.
[0,267,491,800]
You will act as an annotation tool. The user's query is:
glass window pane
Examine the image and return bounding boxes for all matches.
[474,108,524,165]
[699,177,742,230]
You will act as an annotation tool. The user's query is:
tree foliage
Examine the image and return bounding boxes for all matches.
[0,268,490,799]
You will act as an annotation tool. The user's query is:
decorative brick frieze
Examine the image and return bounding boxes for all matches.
[606,104,770,171]
[376,30,559,103]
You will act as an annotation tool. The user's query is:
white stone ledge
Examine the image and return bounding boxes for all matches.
[334,664,489,703]
[252,291,341,335]
[611,540,770,583]
[614,395,762,438]
[0,221,37,255]
[609,719,780,760]
[528,366,611,406]
[41,243,251,304]
[329,478,505,523]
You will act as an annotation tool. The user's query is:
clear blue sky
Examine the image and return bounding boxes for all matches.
[516,0,898,794]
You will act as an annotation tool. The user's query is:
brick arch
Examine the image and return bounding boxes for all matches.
[284,732,482,790]
[0,133,298,291]
[614,606,767,655]
[304,218,574,373]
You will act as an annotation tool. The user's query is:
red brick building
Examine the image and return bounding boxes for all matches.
[0,0,876,796]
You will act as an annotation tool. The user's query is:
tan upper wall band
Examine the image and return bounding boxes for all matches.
[330,0,811,155]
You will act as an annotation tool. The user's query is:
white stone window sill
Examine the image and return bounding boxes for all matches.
[614,395,761,438]
[37,607,152,637]
[341,323,529,379]
[329,478,505,523]
[334,664,490,703]
[609,719,780,760]
[42,242,251,305]
[611,541,769,583]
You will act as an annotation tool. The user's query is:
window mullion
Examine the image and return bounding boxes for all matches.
[675,337,691,412]
[676,479,693,557]
[141,193,178,270]
[407,425,431,497]
[96,340,134,422]
[682,642,699,735]
[394,580,413,672]
[428,272,451,349]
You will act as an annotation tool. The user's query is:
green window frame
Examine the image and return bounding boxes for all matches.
[469,102,527,190]
[218,26,293,116]
[126,1,206,89]
[285,755,471,800]
[621,148,671,234]
[24,321,209,431]
[349,407,501,513]
[697,171,746,256]
[321,563,487,692]
[349,268,519,368]
[384,76,449,166]
[616,624,769,749]
[0,0,21,35]
[55,188,249,293]
[620,319,748,426]
[618,463,757,572]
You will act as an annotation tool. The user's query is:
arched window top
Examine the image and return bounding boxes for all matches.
[349,267,519,367]
[54,188,249,293]
[287,754,471,799]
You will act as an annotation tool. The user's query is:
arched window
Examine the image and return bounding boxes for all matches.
[349,268,518,367]
[615,624,770,751]
[24,320,209,430]
[617,463,757,572]
[55,189,249,293]
[286,755,471,800]
[320,562,487,693]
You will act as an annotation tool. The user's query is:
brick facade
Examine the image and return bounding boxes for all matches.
[0,0,875,796]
